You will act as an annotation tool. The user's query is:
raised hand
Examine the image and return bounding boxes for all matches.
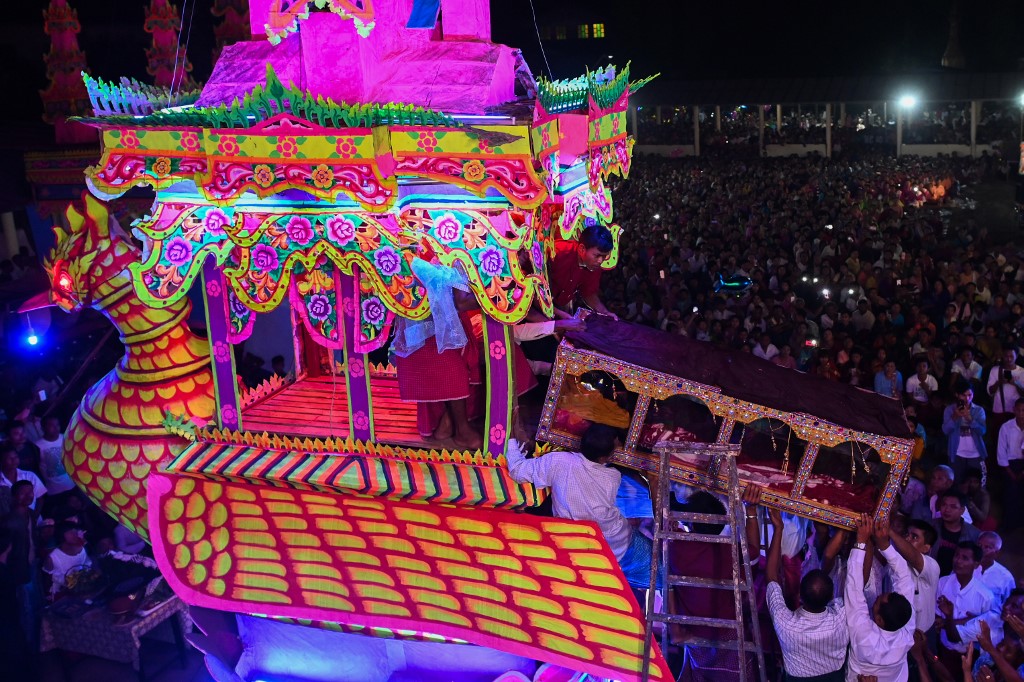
[855,513,872,545]
[937,595,954,619]
[742,484,763,507]
[767,507,783,529]
[978,619,994,652]
[872,517,891,550]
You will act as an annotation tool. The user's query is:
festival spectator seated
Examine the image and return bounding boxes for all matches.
[905,358,938,406]
[753,333,780,362]
[845,514,916,682]
[935,541,999,676]
[43,520,91,600]
[950,346,984,392]
[0,443,46,511]
[976,531,1017,607]
[763,506,848,682]
[772,344,797,370]
[930,491,981,576]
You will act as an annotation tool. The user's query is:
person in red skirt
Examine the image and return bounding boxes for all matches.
[394,259,536,450]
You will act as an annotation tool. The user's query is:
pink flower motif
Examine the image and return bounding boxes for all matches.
[477,137,492,153]
[335,138,358,158]
[433,212,463,244]
[540,128,551,148]
[326,215,356,247]
[276,137,298,157]
[353,410,370,432]
[489,340,506,361]
[180,132,201,152]
[213,341,230,363]
[216,136,240,155]
[285,217,314,246]
[489,423,506,446]
[349,357,365,378]
[120,131,140,149]
[250,243,280,273]
[221,405,238,428]
[205,280,222,298]
[204,208,230,236]
[343,296,356,316]
[416,132,439,153]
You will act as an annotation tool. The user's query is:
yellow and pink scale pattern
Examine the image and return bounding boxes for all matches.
[149,474,670,682]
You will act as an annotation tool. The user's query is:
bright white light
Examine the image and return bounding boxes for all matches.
[27,334,38,346]
[653,213,661,220]
[801,276,808,282]
[848,289,855,295]
[607,55,614,59]
[813,277,819,283]
[898,95,917,108]
[1019,93,1024,106]
[822,288,831,297]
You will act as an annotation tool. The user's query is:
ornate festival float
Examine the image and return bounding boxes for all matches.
[47,1,672,680]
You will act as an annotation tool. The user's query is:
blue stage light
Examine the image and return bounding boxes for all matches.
[27,334,39,346]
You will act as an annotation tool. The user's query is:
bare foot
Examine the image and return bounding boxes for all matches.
[452,427,483,451]
[433,410,454,440]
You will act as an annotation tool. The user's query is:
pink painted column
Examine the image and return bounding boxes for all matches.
[482,316,513,458]
[341,269,374,442]
[201,259,242,431]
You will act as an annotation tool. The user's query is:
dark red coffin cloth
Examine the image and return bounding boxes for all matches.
[566,316,912,439]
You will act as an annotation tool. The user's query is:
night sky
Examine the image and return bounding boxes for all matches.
[1,0,1022,124]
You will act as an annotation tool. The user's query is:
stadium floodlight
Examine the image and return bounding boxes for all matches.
[898,94,917,108]
[1019,92,1024,106]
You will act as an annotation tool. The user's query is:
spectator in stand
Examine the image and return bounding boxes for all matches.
[976,531,1017,607]
[0,444,46,511]
[753,333,780,362]
[905,358,938,406]
[874,360,903,399]
[5,422,39,475]
[997,398,1024,531]
[43,521,90,600]
[950,346,984,393]
[988,349,1024,433]
[930,491,981,576]
[33,416,74,514]
[772,344,798,369]
[942,381,987,480]
[935,542,998,676]
[957,469,993,531]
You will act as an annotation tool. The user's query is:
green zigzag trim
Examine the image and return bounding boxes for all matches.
[83,72,202,117]
[74,64,461,130]
[537,62,658,113]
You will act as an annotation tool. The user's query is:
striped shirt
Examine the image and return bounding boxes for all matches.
[766,581,849,678]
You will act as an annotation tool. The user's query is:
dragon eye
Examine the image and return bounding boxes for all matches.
[57,270,73,294]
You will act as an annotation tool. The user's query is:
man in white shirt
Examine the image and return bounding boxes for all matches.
[845,514,915,682]
[996,398,1024,530]
[753,333,780,362]
[764,507,848,681]
[987,350,1024,421]
[33,415,75,502]
[888,519,941,634]
[507,424,646,586]
[936,542,998,673]
[904,359,938,405]
[976,531,1016,607]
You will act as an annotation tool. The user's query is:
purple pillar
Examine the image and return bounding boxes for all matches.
[201,259,242,431]
[341,268,374,442]
[482,316,513,458]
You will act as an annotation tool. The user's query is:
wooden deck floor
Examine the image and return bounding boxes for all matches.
[242,374,425,446]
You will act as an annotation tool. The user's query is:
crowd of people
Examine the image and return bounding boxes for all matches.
[552,150,1024,680]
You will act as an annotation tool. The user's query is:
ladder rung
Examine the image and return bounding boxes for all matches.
[667,575,750,590]
[666,511,732,524]
[656,531,734,544]
[672,637,762,653]
[649,613,741,629]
